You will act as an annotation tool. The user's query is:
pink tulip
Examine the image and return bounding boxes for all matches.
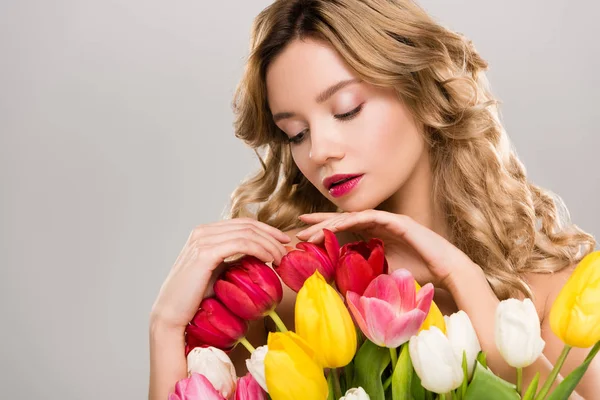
[346,269,434,348]
[275,229,339,292]
[185,297,249,354]
[234,373,268,400]
[335,238,388,297]
[168,373,226,400]
[214,256,283,320]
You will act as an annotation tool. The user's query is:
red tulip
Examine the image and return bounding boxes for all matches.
[169,373,226,400]
[346,269,434,348]
[185,297,249,354]
[214,256,283,320]
[234,373,268,400]
[275,228,339,292]
[335,238,388,297]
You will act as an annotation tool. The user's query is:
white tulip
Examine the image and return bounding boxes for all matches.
[245,345,268,393]
[409,326,464,394]
[340,386,370,400]
[186,346,237,399]
[444,310,481,379]
[495,298,545,368]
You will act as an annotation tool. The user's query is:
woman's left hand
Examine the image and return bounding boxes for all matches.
[295,210,481,290]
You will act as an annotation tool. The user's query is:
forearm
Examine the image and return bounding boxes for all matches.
[446,266,573,396]
[149,319,187,400]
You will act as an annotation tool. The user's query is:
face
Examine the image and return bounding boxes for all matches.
[265,38,429,212]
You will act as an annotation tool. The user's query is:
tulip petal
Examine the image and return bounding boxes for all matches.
[296,242,335,281]
[275,251,323,292]
[415,282,435,317]
[384,308,427,348]
[173,373,226,400]
[366,238,387,276]
[323,228,340,267]
[360,296,397,346]
[389,269,417,312]
[346,291,370,342]
[336,252,374,296]
[214,279,264,320]
[362,274,401,310]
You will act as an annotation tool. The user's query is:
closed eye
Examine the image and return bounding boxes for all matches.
[287,104,364,145]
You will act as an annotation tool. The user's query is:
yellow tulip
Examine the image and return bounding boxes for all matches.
[549,251,600,348]
[264,331,328,400]
[295,271,357,367]
[415,280,446,334]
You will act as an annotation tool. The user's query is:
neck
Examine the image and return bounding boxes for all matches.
[376,148,449,240]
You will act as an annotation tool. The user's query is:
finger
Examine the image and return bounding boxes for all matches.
[207,218,291,243]
[199,228,287,265]
[298,212,341,222]
[208,237,279,267]
[296,214,347,240]
[336,211,470,269]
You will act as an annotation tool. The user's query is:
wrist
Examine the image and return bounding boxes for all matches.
[150,315,187,340]
[443,261,486,296]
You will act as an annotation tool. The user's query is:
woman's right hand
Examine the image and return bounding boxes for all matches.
[149,218,291,332]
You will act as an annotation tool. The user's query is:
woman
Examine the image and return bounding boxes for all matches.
[149,0,599,398]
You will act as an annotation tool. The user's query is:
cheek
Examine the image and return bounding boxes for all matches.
[360,103,423,167]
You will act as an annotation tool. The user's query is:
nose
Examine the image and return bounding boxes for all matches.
[308,123,345,165]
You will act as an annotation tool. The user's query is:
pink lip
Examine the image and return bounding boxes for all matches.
[323,173,363,190]
[328,175,364,198]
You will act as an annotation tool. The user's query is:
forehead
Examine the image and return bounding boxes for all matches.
[265,38,358,110]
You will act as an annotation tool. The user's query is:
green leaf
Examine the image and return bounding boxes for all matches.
[476,351,487,370]
[392,343,413,400]
[459,350,468,400]
[546,341,600,400]
[464,361,520,400]
[352,339,391,400]
[411,368,425,400]
[522,372,540,400]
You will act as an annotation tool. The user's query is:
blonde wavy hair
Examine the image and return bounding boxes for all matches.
[225,0,596,300]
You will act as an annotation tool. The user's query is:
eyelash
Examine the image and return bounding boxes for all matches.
[288,104,364,145]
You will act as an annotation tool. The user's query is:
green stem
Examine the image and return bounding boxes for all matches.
[517,367,523,395]
[390,347,398,370]
[267,310,288,332]
[383,375,392,391]
[439,393,446,400]
[333,368,342,399]
[534,344,572,400]
[239,337,256,353]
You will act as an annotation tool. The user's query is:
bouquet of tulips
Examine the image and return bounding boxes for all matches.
[169,229,600,400]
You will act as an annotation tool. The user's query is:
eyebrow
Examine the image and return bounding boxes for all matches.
[272,78,362,123]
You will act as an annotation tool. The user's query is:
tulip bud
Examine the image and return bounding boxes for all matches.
[347,269,434,348]
[214,256,283,320]
[444,311,481,379]
[185,297,249,353]
[245,345,268,393]
[186,346,237,399]
[264,331,328,400]
[550,250,600,348]
[340,387,370,400]
[295,271,357,368]
[234,373,267,400]
[495,298,545,368]
[409,326,464,394]
[169,372,226,400]
[336,238,388,297]
[275,229,339,292]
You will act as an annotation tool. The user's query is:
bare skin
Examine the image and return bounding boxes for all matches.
[149,37,598,399]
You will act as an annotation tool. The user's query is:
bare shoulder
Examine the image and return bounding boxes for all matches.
[523,264,577,323]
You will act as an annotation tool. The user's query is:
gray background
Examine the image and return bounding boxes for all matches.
[1,0,598,398]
